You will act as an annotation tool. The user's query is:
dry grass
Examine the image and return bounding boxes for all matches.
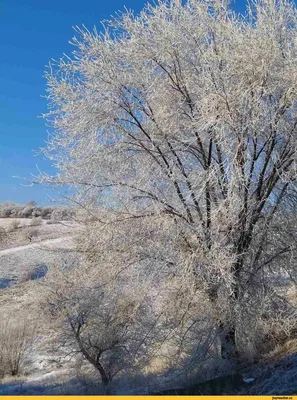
[6,220,21,232]
[262,339,297,363]
[0,318,36,378]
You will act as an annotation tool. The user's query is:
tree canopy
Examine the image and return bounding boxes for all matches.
[42,0,297,365]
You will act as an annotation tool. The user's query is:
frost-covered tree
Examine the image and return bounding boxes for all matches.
[42,0,297,359]
[44,258,167,388]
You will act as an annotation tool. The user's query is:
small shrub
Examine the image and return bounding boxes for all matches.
[23,228,39,242]
[6,219,20,232]
[0,319,35,378]
[32,208,42,217]
[20,206,34,218]
[0,207,12,218]
[41,207,54,219]
[30,216,43,226]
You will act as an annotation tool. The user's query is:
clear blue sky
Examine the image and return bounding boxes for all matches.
[0,0,248,205]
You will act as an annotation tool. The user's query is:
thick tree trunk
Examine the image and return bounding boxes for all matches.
[219,323,237,360]
[218,255,243,360]
[210,270,240,360]
[95,361,110,386]
[74,331,111,386]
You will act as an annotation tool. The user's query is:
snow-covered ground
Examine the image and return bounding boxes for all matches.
[0,219,79,279]
[0,236,73,256]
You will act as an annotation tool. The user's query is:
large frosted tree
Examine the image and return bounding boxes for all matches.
[42,0,297,359]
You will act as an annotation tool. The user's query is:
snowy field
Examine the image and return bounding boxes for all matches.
[0,218,80,279]
[0,219,80,247]
[0,237,74,280]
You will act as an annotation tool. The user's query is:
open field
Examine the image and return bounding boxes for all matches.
[0,218,80,250]
[0,217,80,271]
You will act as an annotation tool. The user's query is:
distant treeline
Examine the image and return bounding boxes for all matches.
[0,201,75,220]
